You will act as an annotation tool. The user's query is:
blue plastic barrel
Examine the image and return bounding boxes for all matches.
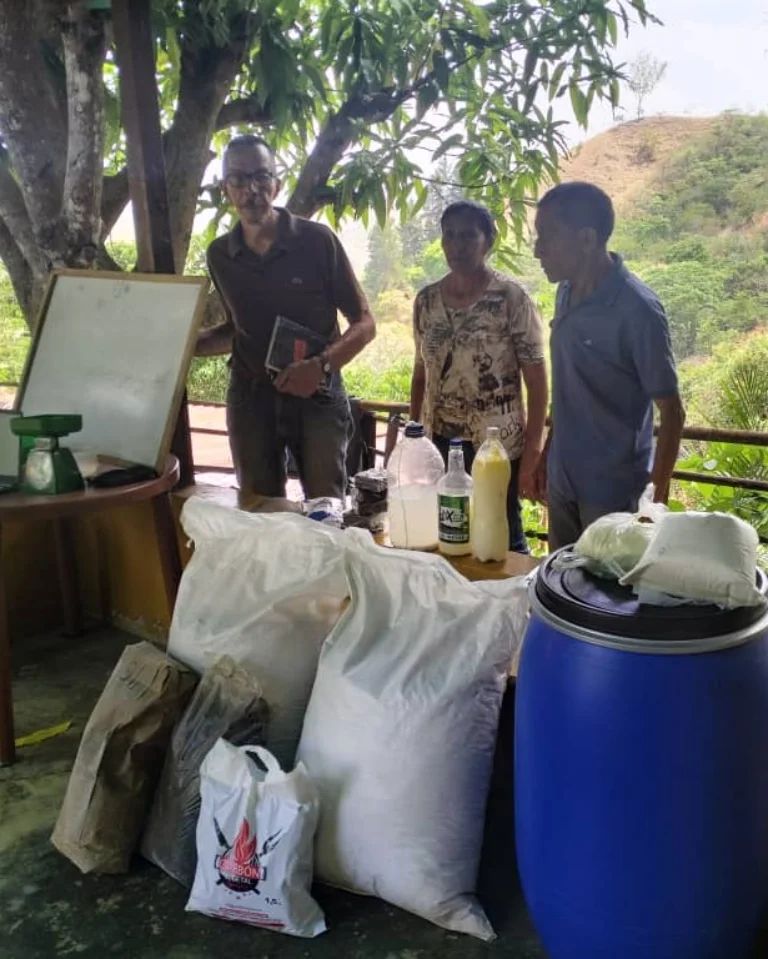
[515,552,768,959]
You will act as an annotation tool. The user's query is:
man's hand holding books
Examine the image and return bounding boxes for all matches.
[266,315,331,397]
[274,357,326,398]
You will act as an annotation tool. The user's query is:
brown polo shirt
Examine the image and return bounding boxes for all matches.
[207,207,368,381]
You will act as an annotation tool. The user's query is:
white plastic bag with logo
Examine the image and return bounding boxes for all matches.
[186,740,325,938]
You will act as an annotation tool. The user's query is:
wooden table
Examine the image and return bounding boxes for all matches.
[443,549,540,582]
[0,456,182,765]
[372,531,541,582]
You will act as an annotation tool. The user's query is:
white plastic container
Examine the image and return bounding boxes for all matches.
[387,422,445,550]
[471,426,511,562]
[438,439,473,557]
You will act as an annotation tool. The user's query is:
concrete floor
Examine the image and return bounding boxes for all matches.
[0,628,545,959]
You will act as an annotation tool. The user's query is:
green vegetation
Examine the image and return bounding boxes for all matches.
[675,330,768,542]
[615,113,768,362]
[0,279,28,385]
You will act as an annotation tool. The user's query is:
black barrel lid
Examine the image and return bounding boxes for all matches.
[535,547,768,641]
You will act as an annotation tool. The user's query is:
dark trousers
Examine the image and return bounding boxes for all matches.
[433,434,529,554]
[546,487,638,553]
[227,373,352,500]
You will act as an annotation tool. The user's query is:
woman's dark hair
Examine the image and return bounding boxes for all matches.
[537,181,615,245]
[440,200,498,244]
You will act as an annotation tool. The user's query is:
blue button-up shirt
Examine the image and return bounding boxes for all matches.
[548,254,678,508]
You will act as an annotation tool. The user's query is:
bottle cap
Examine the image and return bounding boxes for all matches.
[404,421,425,438]
[449,438,464,447]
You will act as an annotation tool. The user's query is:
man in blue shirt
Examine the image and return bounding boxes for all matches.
[533,182,686,551]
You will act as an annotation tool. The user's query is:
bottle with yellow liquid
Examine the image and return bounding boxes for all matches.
[471,426,511,562]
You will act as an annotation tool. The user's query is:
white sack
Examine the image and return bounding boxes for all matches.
[186,741,325,937]
[168,499,348,768]
[621,511,765,608]
[297,532,529,941]
[476,572,537,677]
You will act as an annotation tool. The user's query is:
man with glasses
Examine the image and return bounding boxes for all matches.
[198,134,376,502]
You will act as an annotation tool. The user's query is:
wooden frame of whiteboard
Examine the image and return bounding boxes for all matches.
[14,269,209,473]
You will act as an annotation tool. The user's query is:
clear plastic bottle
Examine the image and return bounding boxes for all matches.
[387,422,445,550]
[471,426,511,562]
[438,439,473,556]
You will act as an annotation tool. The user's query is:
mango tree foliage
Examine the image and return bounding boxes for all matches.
[0,0,656,326]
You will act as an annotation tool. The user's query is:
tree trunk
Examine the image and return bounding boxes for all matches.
[60,1,107,267]
[0,1,68,314]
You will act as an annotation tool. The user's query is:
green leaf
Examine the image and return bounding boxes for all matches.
[416,80,439,119]
[432,132,463,162]
[523,47,537,84]
[432,53,450,90]
[569,83,589,127]
[373,182,387,228]
[548,62,567,100]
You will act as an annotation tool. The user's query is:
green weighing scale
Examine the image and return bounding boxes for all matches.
[11,414,85,495]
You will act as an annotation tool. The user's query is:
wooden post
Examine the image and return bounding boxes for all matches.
[112,0,195,487]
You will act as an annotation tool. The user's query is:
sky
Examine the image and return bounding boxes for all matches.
[569,0,768,143]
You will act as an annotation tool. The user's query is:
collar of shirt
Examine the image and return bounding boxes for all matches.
[225,207,300,262]
[554,252,627,323]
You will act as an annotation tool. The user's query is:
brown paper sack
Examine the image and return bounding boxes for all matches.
[51,641,197,874]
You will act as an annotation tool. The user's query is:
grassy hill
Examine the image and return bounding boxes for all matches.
[560,116,718,217]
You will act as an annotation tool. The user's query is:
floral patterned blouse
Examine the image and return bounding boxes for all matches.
[413,270,545,458]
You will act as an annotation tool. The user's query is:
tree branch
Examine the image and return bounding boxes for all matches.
[162,6,257,268]
[214,96,273,130]
[0,152,49,279]
[287,89,412,218]
[101,168,130,237]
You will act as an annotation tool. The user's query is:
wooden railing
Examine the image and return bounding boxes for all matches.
[354,400,768,495]
[3,378,765,534]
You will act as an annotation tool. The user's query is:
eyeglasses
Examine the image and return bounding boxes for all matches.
[223,170,277,190]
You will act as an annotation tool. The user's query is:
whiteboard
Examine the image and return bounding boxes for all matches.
[16,270,208,471]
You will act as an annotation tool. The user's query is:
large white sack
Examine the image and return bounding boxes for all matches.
[168,499,348,768]
[296,532,529,940]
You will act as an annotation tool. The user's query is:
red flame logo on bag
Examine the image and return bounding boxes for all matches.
[233,820,258,866]
[213,817,283,894]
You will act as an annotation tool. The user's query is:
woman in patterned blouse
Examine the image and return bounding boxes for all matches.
[409,200,548,552]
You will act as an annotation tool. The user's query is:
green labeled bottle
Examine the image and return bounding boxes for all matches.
[437,438,473,556]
